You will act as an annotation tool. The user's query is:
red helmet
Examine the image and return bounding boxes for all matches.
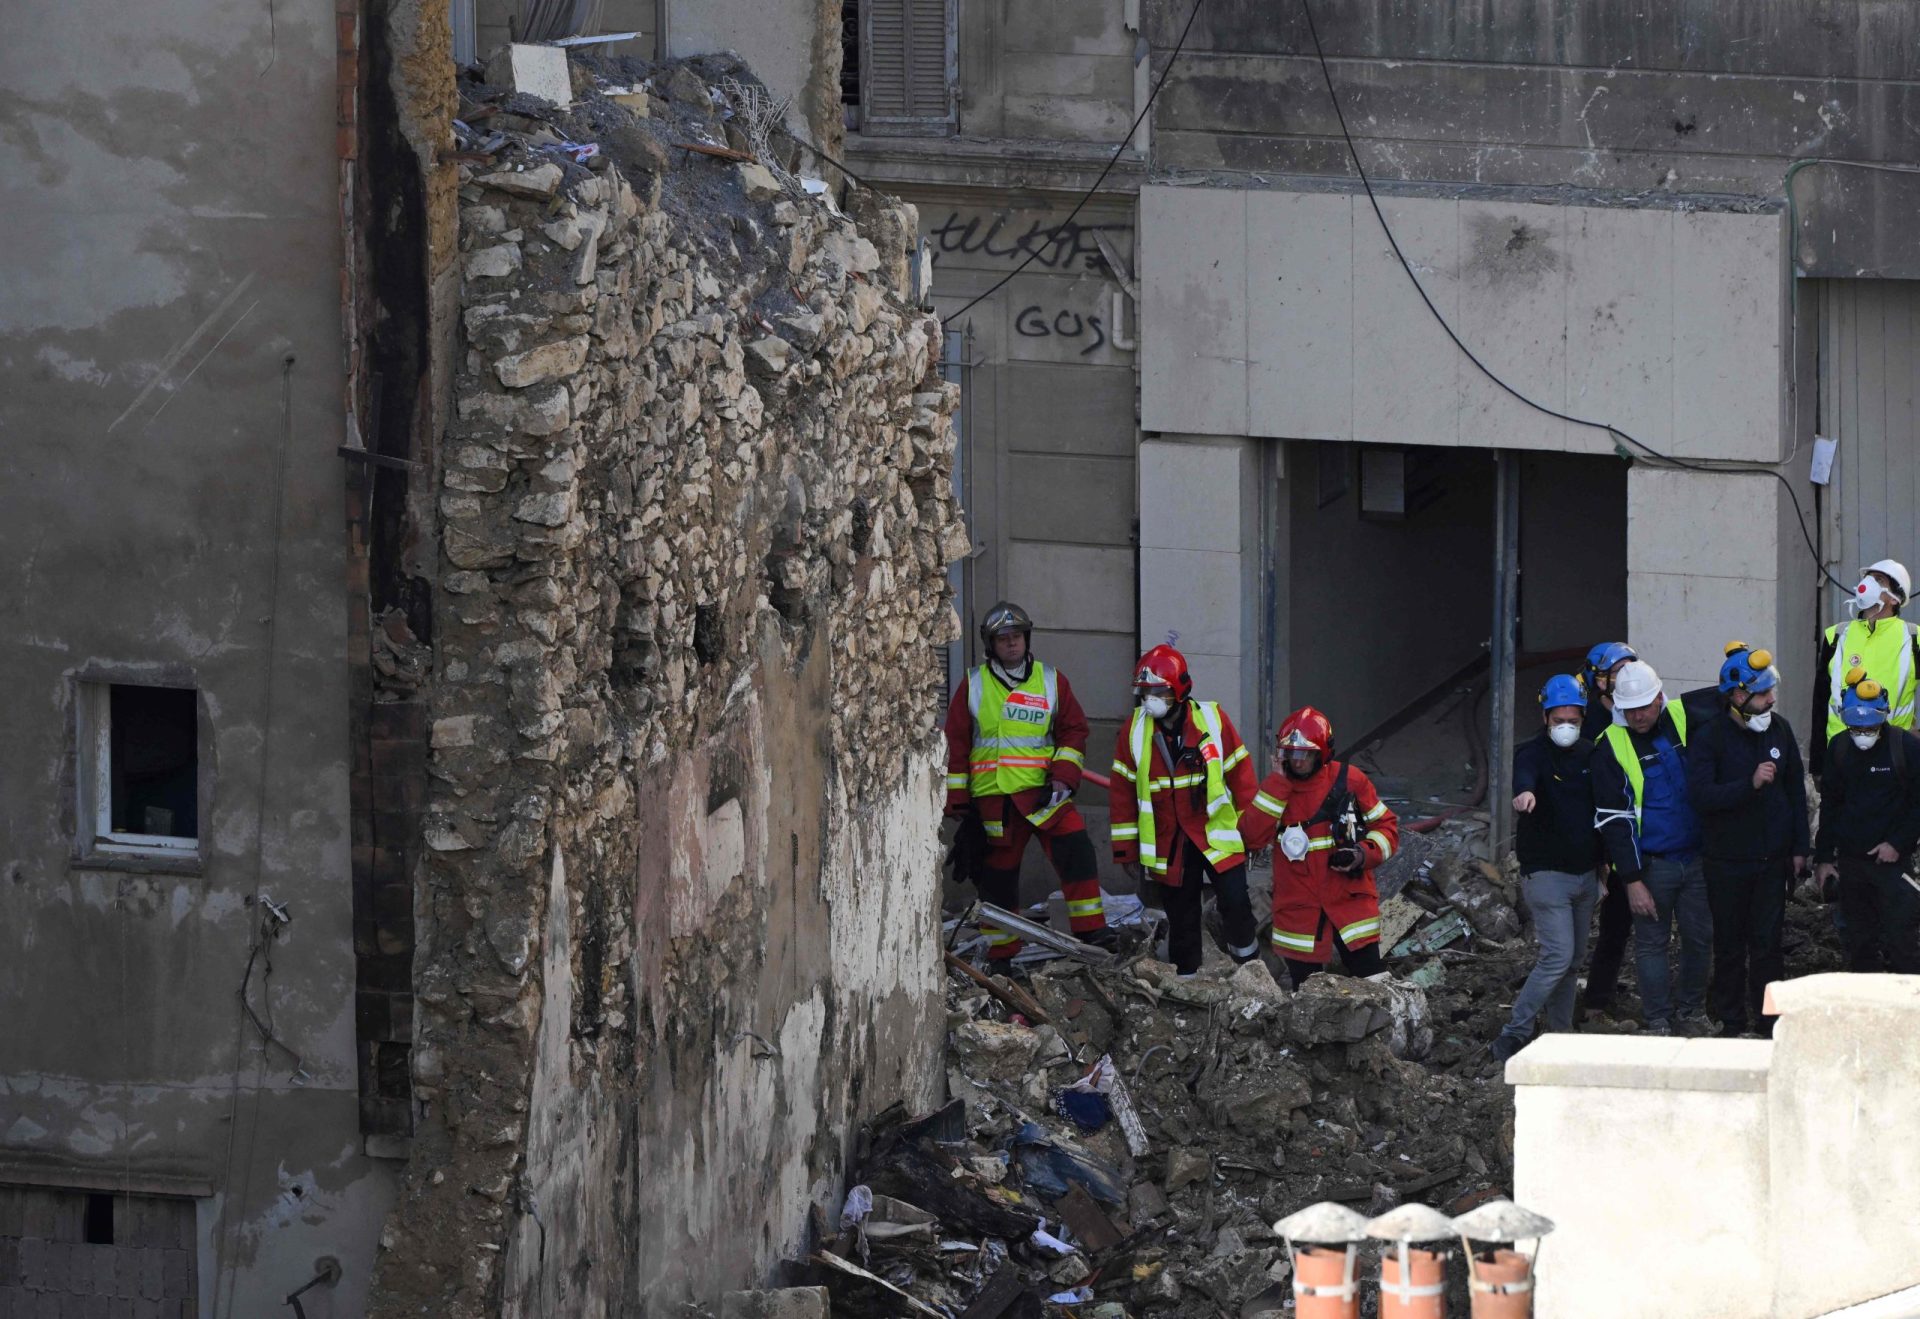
[1133,644,1192,702]
[1277,706,1334,757]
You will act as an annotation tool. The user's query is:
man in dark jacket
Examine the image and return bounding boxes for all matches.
[1592,659,1712,1036]
[1492,675,1603,1063]
[1686,646,1810,1036]
[1814,675,1920,973]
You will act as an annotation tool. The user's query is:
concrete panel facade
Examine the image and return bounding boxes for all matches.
[1142,187,1786,464]
[1628,468,1795,697]
[0,0,396,1312]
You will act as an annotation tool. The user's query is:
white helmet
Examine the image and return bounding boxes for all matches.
[1865,559,1912,603]
[1611,660,1664,711]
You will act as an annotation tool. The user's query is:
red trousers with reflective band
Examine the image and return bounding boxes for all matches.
[977,796,1104,959]
[1270,860,1383,965]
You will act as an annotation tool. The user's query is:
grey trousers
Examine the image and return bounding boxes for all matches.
[1500,869,1600,1043]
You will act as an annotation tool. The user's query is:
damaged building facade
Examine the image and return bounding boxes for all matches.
[843,0,1920,853]
[2,1,964,1314]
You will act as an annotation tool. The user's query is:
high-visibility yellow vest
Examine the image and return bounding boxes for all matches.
[1826,618,1918,742]
[1600,699,1688,828]
[1122,701,1246,875]
[968,663,1059,799]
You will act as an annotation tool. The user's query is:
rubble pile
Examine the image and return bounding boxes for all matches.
[774,832,1530,1318]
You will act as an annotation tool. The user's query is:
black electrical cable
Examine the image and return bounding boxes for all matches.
[1295,0,1848,595]
[941,0,1207,327]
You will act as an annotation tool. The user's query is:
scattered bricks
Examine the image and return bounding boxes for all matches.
[720,1286,831,1319]
[950,1021,1041,1083]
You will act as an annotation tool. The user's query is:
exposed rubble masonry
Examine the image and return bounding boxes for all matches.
[366,57,968,1317]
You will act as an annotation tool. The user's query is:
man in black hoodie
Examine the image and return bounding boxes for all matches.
[1492,675,1603,1063]
[1686,646,1809,1036]
[1815,675,1920,973]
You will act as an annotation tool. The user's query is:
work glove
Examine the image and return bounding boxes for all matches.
[1329,846,1363,875]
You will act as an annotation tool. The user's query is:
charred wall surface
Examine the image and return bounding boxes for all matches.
[368,60,966,1316]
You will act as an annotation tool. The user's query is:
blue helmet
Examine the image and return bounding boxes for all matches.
[1585,642,1636,686]
[1841,679,1891,729]
[1718,645,1779,697]
[1539,673,1586,712]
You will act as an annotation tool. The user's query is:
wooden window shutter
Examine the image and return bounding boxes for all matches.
[861,0,954,134]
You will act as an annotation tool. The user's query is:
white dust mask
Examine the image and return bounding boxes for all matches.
[1848,577,1887,614]
[1548,723,1580,748]
[1745,710,1774,733]
[1280,825,1310,861]
[1852,730,1881,751]
[1142,695,1172,720]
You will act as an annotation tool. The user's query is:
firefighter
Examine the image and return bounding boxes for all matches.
[1811,558,1920,784]
[1109,645,1260,979]
[943,602,1109,959]
[1242,706,1400,988]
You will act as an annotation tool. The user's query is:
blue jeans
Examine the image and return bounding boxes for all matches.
[1633,854,1712,1024]
[1501,869,1599,1042]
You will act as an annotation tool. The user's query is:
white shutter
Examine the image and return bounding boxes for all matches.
[862,0,954,134]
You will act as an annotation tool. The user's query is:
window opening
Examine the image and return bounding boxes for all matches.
[79,681,200,856]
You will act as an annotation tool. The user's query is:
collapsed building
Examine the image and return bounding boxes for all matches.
[0,10,968,1313]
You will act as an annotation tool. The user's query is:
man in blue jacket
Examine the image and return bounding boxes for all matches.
[1686,646,1809,1037]
[1592,659,1712,1036]
[1492,675,1603,1063]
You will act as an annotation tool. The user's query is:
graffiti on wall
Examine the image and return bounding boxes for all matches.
[928,210,1133,273]
[1014,304,1111,356]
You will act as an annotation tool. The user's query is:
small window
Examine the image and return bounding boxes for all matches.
[78,682,200,857]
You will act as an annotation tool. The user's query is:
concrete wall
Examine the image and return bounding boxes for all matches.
[474,0,658,65]
[1142,0,1920,240]
[956,0,1137,143]
[1511,1035,1775,1319]
[0,0,397,1313]
[1511,977,1920,1319]
[1140,188,1787,465]
[1139,435,1263,745]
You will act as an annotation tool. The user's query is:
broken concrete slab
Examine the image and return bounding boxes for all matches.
[485,43,572,108]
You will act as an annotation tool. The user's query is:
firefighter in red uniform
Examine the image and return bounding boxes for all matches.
[1242,706,1400,988]
[943,602,1110,958]
[1109,645,1261,978]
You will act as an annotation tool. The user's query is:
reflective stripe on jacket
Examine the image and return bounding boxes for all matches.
[1123,701,1247,876]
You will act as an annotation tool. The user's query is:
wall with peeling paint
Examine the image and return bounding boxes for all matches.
[0,0,398,1315]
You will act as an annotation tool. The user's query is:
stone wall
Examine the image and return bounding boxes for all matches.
[368,64,966,1314]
